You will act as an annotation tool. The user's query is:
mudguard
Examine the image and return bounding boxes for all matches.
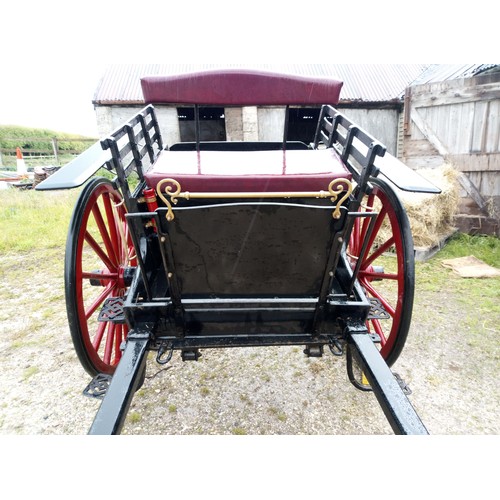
[35,141,112,191]
[374,152,441,194]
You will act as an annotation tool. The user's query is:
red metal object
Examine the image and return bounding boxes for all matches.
[142,187,158,211]
[143,186,158,231]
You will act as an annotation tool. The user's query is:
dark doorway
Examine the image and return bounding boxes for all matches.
[286,107,321,143]
[178,107,226,142]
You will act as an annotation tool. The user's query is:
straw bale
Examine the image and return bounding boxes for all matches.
[374,164,459,249]
[398,164,459,248]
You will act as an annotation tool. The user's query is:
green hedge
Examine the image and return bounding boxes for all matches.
[0,125,96,154]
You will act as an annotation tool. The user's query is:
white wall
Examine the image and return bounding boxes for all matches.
[95,104,399,155]
[94,105,180,146]
[336,107,400,156]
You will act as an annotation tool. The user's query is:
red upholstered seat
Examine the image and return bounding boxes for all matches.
[144,148,351,193]
[141,69,349,194]
[141,69,343,106]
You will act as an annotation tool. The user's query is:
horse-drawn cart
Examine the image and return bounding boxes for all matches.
[36,69,440,434]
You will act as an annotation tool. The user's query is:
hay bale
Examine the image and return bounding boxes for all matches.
[398,164,459,248]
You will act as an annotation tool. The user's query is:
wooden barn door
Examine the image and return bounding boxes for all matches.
[402,74,500,234]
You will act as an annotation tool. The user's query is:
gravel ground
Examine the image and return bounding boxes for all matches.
[0,249,499,436]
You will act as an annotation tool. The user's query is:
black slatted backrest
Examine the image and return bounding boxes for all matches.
[313,105,387,189]
[100,105,163,208]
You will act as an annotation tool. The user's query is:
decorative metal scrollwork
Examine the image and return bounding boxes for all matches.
[328,178,353,219]
[155,177,354,221]
[156,178,183,221]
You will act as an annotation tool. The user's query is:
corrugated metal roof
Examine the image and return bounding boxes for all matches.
[93,64,428,105]
[410,64,500,85]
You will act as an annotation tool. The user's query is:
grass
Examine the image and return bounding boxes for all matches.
[434,233,500,267]
[417,234,500,317]
[1,154,83,170]
[232,427,247,435]
[2,180,497,265]
[128,411,141,424]
[268,406,287,422]
[0,165,117,254]
[23,366,39,381]
[0,188,78,252]
[1,188,497,324]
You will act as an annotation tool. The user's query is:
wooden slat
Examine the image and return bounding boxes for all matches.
[456,172,489,214]
[486,100,500,153]
[410,109,448,156]
[448,153,500,172]
[411,80,500,107]
[470,101,489,152]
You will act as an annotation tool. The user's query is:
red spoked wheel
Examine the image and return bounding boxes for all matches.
[347,177,415,367]
[65,178,136,376]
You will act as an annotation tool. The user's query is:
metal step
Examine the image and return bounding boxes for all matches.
[98,296,126,323]
[367,297,390,320]
[83,373,112,399]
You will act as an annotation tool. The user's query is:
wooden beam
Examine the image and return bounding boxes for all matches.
[448,153,500,172]
[403,87,412,136]
[410,108,490,214]
[456,172,489,215]
[410,108,449,156]
[410,77,500,107]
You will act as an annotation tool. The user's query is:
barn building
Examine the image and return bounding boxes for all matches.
[403,64,500,235]
[92,63,500,235]
[92,64,426,156]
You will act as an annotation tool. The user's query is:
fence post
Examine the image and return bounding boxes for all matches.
[51,137,59,165]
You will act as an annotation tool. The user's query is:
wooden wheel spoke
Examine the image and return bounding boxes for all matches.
[92,321,107,351]
[103,322,116,365]
[112,324,124,365]
[102,192,122,261]
[370,318,388,346]
[84,230,116,271]
[362,279,396,317]
[363,235,395,269]
[350,218,361,255]
[84,282,115,320]
[359,193,376,243]
[124,224,137,265]
[360,206,388,264]
[91,202,119,268]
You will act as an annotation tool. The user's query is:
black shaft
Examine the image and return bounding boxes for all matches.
[349,332,428,435]
[88,331,150,435]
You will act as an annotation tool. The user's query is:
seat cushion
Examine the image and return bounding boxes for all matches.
[141,70,343,106]
[145,148,351,193]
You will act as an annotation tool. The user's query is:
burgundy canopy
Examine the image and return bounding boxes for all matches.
[141,69,343,106]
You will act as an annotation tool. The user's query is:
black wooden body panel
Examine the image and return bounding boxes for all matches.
[157,201,339,297]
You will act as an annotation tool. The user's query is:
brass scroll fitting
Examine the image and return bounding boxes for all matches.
[156,176,354,221]
[328,178,353,219]
[156,178,182,221]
